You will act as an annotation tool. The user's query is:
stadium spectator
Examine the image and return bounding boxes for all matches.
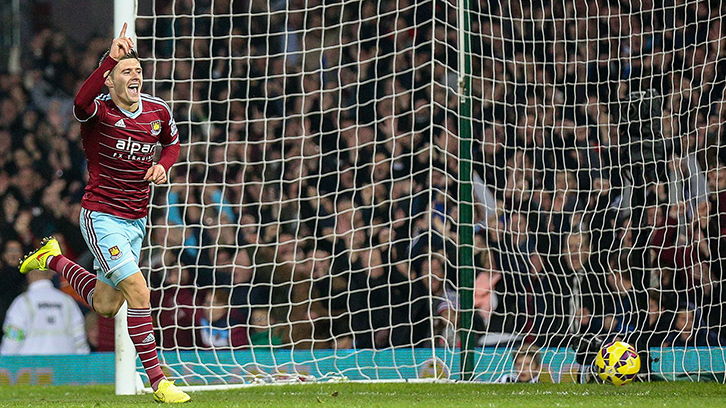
[496,343,543,383]
[0,240,29,339]
[417,252,458,348]
[652,200,710,286]
[565,232,611,336]
[603,261,638,335]
[197,289,247,349]
[582,176,619,270]
[311,248,354,344]
[247,307,283,347]
[228,247,266,314]
[282,248,341,349]
[0,269,89,355]
[150,253,200,349]
[487,210,539,335]
[664,304,723,347]
[646,289,676,347]
[349,246,419,348]
[706,164,726,280]
[473,243,501,329]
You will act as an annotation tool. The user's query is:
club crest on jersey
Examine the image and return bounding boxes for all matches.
[109,246,122,260]
[150,120,162,136]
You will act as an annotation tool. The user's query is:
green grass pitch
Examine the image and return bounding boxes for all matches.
[0,382,724,407]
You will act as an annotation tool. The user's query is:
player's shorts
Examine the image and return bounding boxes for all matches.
[79,208,146,288]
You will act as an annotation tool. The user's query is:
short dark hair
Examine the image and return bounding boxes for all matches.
[98,48,140,68]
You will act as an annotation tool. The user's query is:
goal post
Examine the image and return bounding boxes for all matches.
[114,0,141,396]
[121,0,726,389]
[456,0,476,381]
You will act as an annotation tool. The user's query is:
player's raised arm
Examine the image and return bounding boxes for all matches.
[73,23,135,120]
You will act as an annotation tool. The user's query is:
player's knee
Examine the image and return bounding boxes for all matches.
[95,307,116,319]
[94,298,124,318]
[125,281,151,308]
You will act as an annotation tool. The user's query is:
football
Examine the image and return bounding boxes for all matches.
[594,341,641,385]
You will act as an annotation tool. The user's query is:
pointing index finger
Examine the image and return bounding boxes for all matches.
[119,22,128,38]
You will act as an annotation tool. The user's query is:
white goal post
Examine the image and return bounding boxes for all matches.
[116,0,726,391]
[114,0,142,396]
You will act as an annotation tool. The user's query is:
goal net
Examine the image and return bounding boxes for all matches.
[132,0,726,386]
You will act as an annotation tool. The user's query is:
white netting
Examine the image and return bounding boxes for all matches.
[134,0,726,385]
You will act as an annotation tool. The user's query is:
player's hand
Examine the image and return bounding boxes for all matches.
[144,164,168,184]
[109,22,135,61]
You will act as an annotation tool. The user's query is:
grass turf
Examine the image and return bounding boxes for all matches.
[0,381,724,407]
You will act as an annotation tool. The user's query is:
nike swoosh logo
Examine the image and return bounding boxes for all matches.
[35,251,49,261]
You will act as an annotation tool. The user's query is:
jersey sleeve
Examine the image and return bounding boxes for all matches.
[157,101,180,171]
[73,56,117,122]
[158,101,179,147]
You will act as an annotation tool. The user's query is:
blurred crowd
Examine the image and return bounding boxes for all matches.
[2,0,726,355]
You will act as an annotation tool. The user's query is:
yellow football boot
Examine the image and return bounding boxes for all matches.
[18,236,61,274]
[153,379,191,403]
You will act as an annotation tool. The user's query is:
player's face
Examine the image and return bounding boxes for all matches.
[107,58,143,111]
[514,355,539,382]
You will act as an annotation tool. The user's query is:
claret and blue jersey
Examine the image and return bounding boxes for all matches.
[74,90,179,220]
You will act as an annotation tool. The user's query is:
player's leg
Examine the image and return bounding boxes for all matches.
[113,271,165,387]
[92,258,189,402]
[113,271,189,402]
[91,279,126,317]
[19,236,99,310]
[101,216,190,403]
